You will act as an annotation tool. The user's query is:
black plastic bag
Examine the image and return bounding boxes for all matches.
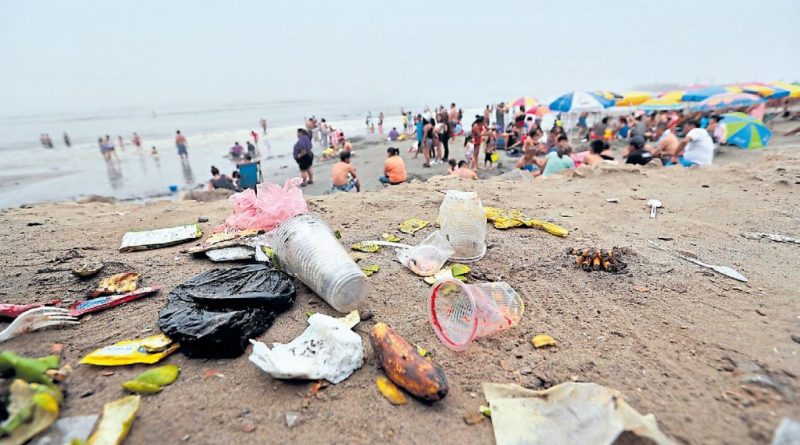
[158,264,295,358]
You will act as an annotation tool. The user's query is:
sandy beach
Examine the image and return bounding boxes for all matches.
[0,121,798,444]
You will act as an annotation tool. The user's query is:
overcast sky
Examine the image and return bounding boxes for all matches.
[1,0,798,115]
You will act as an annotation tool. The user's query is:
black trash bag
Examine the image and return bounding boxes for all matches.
[158,264,295,358]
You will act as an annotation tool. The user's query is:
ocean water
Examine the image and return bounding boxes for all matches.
[0,99,446,208]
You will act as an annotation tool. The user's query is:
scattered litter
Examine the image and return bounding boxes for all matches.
[351,241,380,253]
[397,231,454,277]
[0,307,79,343]
[214,178,308,233]
[429,280,524,351]
[284,411,301,429]
[376,376,408,405]
[122,364,180,394]
[80,334,178,366]
[770,418,800,445]
[206,246,255,262]
[463,410,485,425]
[249,313,364,384]
[742,232,800,245]
[241,423,256,433]
[381,233,401,242]
[439,190,487,262]
[72,261,104,278]
[92,272,139,297]
[159,264,295,358]
[606,198,619,203]
[204,370,224,379]
[568,247,627,273]
[87,395,141,445]
[485,207,569,237]
[192,230,259,251]
[120,224,202,252]
[335,310,361,329]
[370,322,448,401]
[272,214,367,313]
[479,405,492,417]
[423,264,470,285]
[531,334,557,348]
[70,286,160,317]
[0,300,61,319]
[30,414,99,445]
[0,379,61,444]
[50,343,65,355]
[398,218,430,234]
[649,240,747,282]
[360,265,380,277]
[647,198,663,218]
[0,352,59,386]
[45,363,72,383]
[482,382,675,445]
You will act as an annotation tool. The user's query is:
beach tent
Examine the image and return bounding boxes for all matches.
[740,83,790,100]
[690,93,764,112]
[720,112,772,149]
[639,97,684,111]
[771,81,800,99]
[508,97,538,109]
[616,91,653,106]
[549,91,615,113]
[682,86,741,102]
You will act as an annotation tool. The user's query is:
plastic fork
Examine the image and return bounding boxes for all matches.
[0,307,79,343]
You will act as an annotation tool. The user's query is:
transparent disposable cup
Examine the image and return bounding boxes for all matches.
[428,279,524,351]
[438,190,486,263]
[272,214,368,313]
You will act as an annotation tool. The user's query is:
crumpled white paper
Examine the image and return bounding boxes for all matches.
[483,382,675,445]
[248,314,363,384]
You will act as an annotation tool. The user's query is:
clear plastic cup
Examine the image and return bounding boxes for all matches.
[438,190,486,262]
[272,214,368,313]
[396,231,455,277]
[428,279,524,351]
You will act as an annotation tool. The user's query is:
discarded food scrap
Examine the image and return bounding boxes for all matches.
[568,247,627,273]
[484,207,569,237]
[531,334,557,348]
[370,322,448,402]
[398,218,430,235]
[122,364,180,394]
[360,265,380,277]
[375,376,408,405]
[423,264,470,285]
[72,261,104,278]
[92,272,139,297]
[381,233,401,242]
[87,395,141,445]
[351,241,380,253]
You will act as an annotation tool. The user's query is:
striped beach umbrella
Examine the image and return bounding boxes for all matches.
[639,97,684,111]
[659,90,686,101]
[549,91,615,113]
[690,93,765,112]
[595,90,623,100]
[682,86,741,102]
[771,81,800,99]
[508,97,538,109]
[720,112,772,149]
[616,91,654,106]
[525,105,551,117]
[740,83,790,100]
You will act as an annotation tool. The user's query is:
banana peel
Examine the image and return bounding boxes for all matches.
[423,264,470,285]
[351,242,379,253]
[0,380,60,444]
[0,352,59,387]
[485,207,568,237]
[381,233,401,242]
[375,376,408,405]
[398,219,429,234]
[360,265,380,277]
[532,334,557,348]
[87,395,140,445]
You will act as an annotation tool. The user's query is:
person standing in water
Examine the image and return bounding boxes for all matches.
[293,128,314,186]
[132,132,142,150]
[175,130,189,161]
[259,117,267,135]
[377,112,384,134]
[63,132,71,147]
[117,135,125,151]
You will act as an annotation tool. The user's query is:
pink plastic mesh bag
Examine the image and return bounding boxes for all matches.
[214,178,308,233]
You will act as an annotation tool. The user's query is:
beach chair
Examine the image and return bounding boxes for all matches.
[237,161,263,191]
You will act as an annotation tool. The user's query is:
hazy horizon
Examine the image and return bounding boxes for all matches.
[1,0,798,116]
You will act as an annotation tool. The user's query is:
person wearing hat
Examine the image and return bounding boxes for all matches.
[624,136,654,166]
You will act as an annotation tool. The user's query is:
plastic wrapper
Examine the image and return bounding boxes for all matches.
[214,178,308,233]
[119,224,202,252]
[0,301,60,319]
[397,231,454,277]
[249,314,363,384]
[79,334,178,366]
[31,415,99,445]
[70,286,160,317]
[158,264,295,358]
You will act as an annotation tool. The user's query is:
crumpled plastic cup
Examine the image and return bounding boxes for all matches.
[272,214,368,313]
[396,231,455,277]
[428,279,524,351]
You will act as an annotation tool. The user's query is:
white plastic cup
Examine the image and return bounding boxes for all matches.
[428,279,524,351]
[438,190,486,262]
[272,214,368,313]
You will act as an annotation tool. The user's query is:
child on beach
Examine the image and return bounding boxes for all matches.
[484,131,497,169]
[464,135,476,170]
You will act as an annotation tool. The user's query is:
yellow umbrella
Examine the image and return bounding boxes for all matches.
[772,81,800,99]
[639,97,684,111]
[595,90,622,100]
[616,91,653,106]
[659,90,686,102]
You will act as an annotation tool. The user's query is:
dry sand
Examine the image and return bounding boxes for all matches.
[0,124,798,445]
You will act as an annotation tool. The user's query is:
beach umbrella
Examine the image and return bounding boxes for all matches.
[740,83,790,100]
[616,91,654,106]
[508,97,538,109]
[639,97,684,111]
[771,81,800,99]
[690,93,765,112]
[659,90,686,101]
[595,90,623,100]
[682,86,741,102]
[720,112,772,149]
[525,105,551,117]
[549,91,615,113]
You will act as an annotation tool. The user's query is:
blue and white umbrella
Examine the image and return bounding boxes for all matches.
[549,91,615,113]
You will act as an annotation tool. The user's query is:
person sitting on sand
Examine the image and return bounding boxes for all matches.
[456,160,478,180]
[515,143,541,172]
[539,136,575,176]
[583,140,614,167]
[388,127,400,141]
[331,151,361,192]
[379,147,406,185]
[624,136,654,166]
[448,159,458,174]
[208,166,238,191]
[672,120,714,167]
[648,122,679,162]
